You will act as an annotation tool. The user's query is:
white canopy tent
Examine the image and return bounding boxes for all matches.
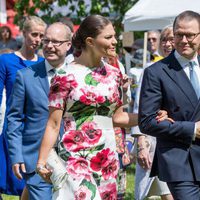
[123,0,200,74]
[124,0,200,32]
[0,0,7,24]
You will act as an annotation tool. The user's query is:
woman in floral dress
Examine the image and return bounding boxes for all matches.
[36,15,168,200]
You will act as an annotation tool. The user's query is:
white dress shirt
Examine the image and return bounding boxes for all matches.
[174,50,200,82]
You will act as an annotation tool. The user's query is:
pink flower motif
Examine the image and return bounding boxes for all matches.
[63,117,76,131]
[66,157,91,180]
[107,85,122,106]
[90,149,112,171]
[62,131,87,152]
[65,74,78,88]
[49,74,78,102]
[101,158,119,180]
[81,122,102,145]
[99,183,117,200]
[75,185,92,200]
[91,64,120,84]
[79,88,105,105]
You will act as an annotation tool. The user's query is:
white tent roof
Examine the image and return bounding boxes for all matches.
[124,0,200,31]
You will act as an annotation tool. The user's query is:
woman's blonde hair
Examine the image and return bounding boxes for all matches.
[23,16,47,32]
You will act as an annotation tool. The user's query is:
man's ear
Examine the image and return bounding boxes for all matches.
[85,37,94,47]
[66,41,72,50]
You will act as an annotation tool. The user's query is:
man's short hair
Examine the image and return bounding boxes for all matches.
[173,10,200,31]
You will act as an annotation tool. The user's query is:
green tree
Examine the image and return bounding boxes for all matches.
[15,0,138,35]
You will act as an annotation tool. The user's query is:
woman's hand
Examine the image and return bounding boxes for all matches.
[36,163,52,183]
[122,74,131,92]
[156,110,175,123]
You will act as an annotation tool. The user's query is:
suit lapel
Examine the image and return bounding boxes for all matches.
[162,52,198,108]
[33,61,49,96]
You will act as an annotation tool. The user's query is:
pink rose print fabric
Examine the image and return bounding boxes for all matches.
[48,61,122,199]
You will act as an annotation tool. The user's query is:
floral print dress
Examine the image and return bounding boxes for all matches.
[48,61,123,200]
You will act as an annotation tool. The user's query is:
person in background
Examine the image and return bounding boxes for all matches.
[139,10,200,199]
[129,48,151,105]
[0,26,18,51]
[130,38,151,59]
[0,49,13,137]
[0,16,46,197]
[159,26,174,57]
[132,25,175,200]
[0,48,13,200]
[147,30,163,62]
[7,22,72,200]
[58,17,75,64]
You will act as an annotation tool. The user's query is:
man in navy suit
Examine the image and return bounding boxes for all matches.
[6,22,72,199]
[139,11,200,199]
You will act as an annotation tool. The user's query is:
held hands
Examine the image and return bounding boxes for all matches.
[12,163,26,180]
[36,163,52,183]
[156,110,175,123]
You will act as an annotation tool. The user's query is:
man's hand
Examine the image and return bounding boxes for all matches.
[12,163,26,180]
[195,121,200,139]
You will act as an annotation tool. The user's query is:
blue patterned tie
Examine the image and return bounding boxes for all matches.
[189,61,200,98]
[49,68,56,84]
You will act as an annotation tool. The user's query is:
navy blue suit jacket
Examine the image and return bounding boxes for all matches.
[6,61,62,185]
[139,51,200,182]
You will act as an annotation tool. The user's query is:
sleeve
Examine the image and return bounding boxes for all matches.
[138,67,194,145]
[6,70,25,165]
[0,55,7,106]
[48,73,78,109]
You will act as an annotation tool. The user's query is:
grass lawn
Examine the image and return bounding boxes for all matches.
[2,164,136,200]
[125,164,135,199]
[1,194,19,200]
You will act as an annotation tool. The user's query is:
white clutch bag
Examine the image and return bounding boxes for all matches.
[46,148,68,191]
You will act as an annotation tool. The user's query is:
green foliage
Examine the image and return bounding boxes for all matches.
[14,0,138,35]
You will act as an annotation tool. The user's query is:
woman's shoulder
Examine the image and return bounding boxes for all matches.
[0,52,17,63]
[0,52,15,58]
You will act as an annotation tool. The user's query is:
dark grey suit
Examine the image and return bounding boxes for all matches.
[139,51,200,199]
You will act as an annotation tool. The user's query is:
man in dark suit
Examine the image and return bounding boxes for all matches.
[6,22,72,199]
[139,10,200,199]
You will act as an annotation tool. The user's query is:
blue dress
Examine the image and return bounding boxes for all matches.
[0,53,44,195]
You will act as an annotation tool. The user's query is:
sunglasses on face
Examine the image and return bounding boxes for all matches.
[148,37,157,42]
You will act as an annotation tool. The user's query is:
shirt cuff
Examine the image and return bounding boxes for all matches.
[194,123,197,141]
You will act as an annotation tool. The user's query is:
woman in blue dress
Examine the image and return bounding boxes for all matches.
[0,16,46,197]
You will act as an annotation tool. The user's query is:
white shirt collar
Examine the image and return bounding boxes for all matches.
[174,50,199,68]
[45,60,66,73]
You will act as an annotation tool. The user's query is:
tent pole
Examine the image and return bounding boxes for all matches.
[143,32,148,68]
